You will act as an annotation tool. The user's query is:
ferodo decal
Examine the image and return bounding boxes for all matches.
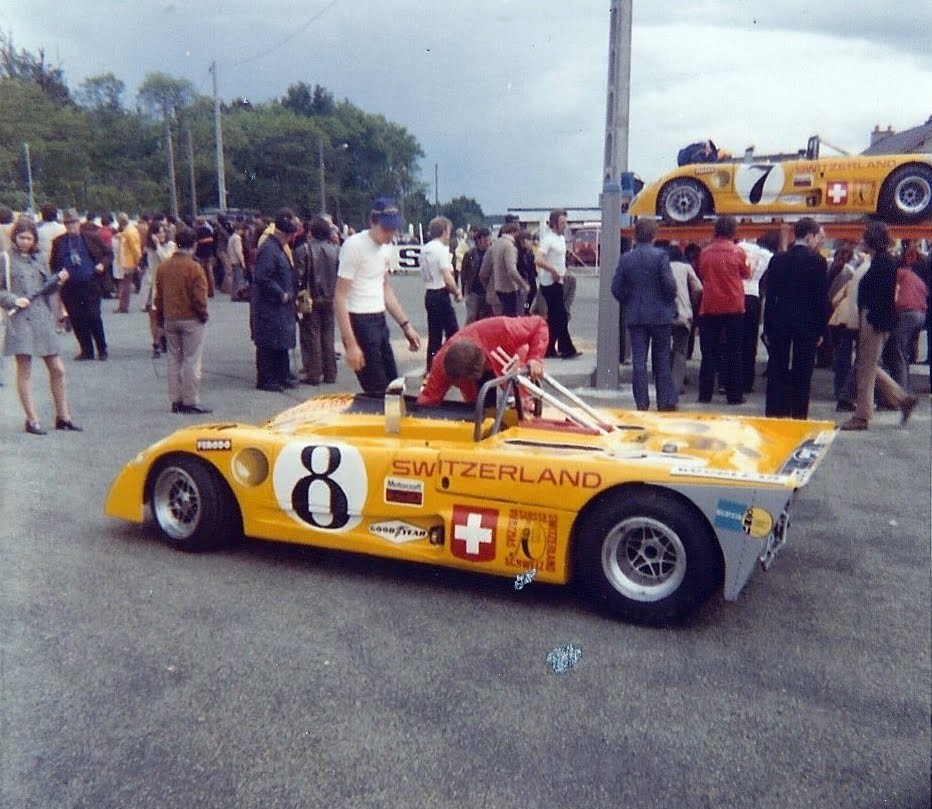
[272,442,367,532]
[196,438,231,451]
[451,505,497,562]
[370,520,429,544]
[505,508,557,573]
[734,163,786,205]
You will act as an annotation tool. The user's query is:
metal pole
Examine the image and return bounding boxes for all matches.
[186,128,197,219]
[165,118,179,220]
[593,0,632,389]
[211,61,227,212]
[318,138,326,215]
[23,143,36,213]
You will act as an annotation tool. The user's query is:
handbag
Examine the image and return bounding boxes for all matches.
[295,289,313,315]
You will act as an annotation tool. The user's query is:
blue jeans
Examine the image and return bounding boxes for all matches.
[629,323,676,410]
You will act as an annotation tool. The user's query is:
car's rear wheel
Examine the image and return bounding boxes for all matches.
[879,164,932,223]
[151,456,240,551]
[574,487,723,625]
[658,179,710,224]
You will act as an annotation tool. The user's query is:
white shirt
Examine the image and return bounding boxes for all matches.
[37,220,66,271]
[420,238,453,290]
[537,229,567,287]
[338,230,391,313]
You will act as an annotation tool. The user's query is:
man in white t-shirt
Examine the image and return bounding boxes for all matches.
[335,197,421,396]
[535,208,580,358]
[420,215,461,371]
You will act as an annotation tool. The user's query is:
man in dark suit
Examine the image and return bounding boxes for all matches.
[611,218,678,411]
[762,217,829,418]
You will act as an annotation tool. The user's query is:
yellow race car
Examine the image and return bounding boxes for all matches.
[629,136,932,225]
[105,372,836,625]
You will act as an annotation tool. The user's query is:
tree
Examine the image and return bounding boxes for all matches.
[76,72,125,112]
[0,31,71,106]
[282,82,335,118]
[441,196,486,229]
[138,72,195,218]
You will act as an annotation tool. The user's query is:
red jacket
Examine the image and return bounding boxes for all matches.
[417,316,549,405]
[896,267,928,313]
[698,239,749,315]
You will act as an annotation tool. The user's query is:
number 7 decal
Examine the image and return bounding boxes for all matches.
[735,164,785,206]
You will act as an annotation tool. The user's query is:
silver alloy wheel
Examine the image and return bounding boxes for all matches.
[153,465,202,541]
[600,516,687,602]
[662,182,704,222]
[894,174,932,216]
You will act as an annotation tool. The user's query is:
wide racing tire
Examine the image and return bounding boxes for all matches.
[878,164,932,223]
[150,455,241,552]
[574,486,723,625]
[658,179,710,224]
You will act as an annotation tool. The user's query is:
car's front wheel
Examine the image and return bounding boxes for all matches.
[658,179,710,224]
[879,164,932,223]
[574,487,723,625]
[151,456,240,551]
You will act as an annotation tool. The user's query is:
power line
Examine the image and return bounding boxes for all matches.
[232,0,339,68]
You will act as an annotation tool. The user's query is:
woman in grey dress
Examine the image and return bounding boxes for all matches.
[1,217,81,434]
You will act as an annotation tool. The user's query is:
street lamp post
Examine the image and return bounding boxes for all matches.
[318,139,348,215]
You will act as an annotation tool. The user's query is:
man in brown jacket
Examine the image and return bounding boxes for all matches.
[154,228,211,414]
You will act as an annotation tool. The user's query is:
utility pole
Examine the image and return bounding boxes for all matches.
[164,117,179,221]
[593,0,633,389]
[22,143,36,213]
[186,128,197,219]
[434,163,439,214]
[210,61,227,212]
[318,138,327,215]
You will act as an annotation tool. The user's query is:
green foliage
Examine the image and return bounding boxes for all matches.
[441,195,486,229]
[0,38,482,226]
[0,31,71,106]
[76,73,125,112]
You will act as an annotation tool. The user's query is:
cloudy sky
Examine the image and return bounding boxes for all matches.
[7,1,932,215]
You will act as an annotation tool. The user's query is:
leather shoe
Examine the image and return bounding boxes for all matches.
[560,351,583,360]
[74,353,93,361]
[283,380,298,389]
[97,351,108,361]
[835,401,856,412]
[171,401,185,413]
[256,382,285,392]
[55,418,83,431]
[726,397,747,406]
[900,395,918,425]
[25,420,47,435]
[658,405,679,412]
[180,404,212,415]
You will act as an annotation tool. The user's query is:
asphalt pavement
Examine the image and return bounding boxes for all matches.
[0,273,929,809]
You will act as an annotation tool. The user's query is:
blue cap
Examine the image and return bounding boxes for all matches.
[370,197,404,231]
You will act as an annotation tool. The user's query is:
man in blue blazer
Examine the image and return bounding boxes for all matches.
[612,219,679,411]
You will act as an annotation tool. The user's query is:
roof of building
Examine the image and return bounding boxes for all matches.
[862,115,932,155]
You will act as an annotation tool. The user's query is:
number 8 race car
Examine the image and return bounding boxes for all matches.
[105,371,836,625]
[628,136,932,225]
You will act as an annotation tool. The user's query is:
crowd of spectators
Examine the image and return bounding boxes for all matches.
[1,201,928,433]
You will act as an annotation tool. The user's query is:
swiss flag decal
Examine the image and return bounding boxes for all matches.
[451,505,497,562]
[827,182,848,206]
